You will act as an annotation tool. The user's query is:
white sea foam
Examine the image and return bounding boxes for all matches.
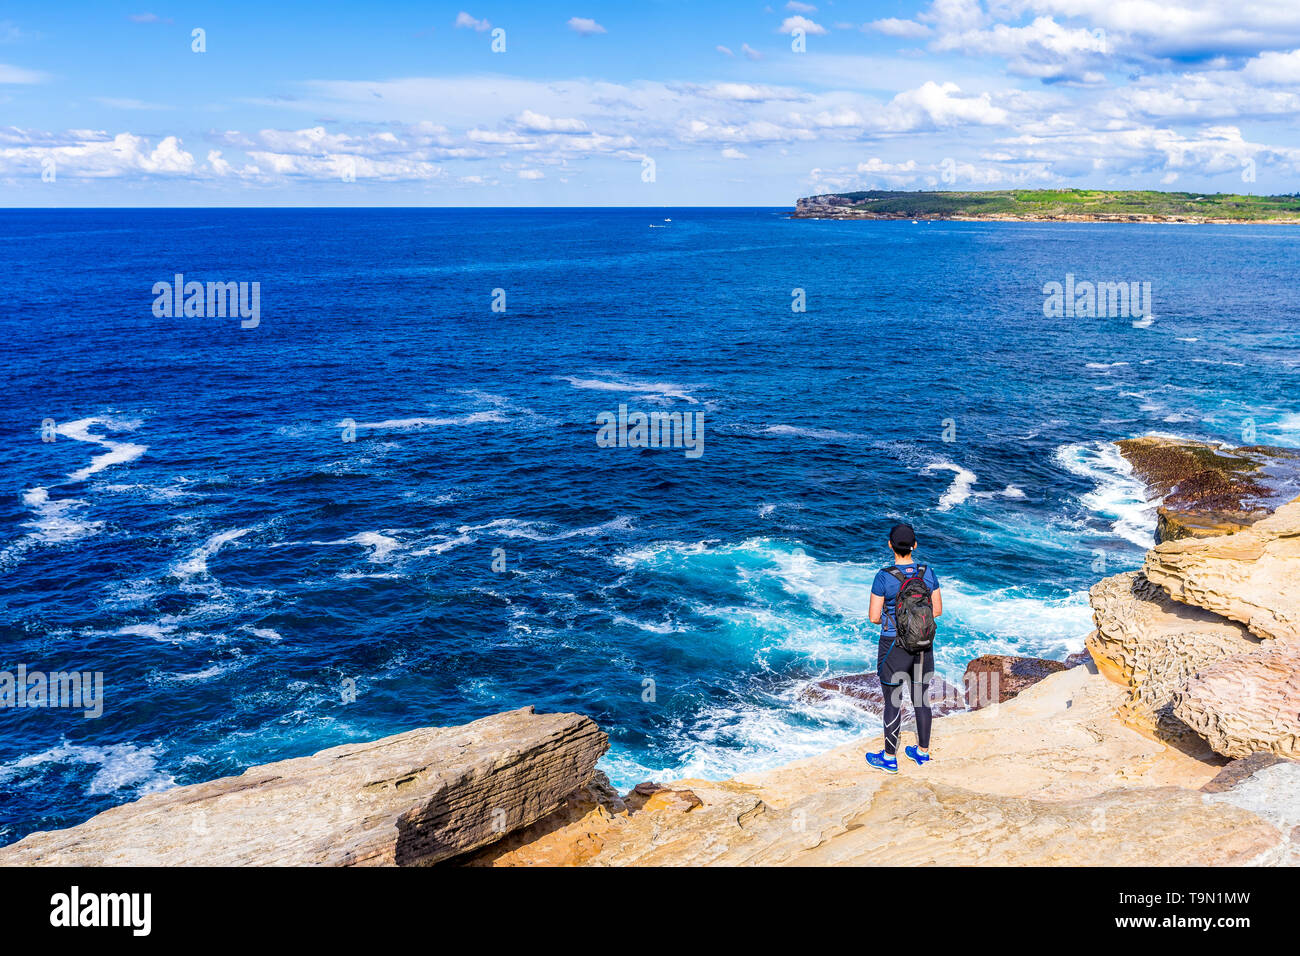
[457,516,634,541]
[112,623,177,641]
[150,661,243,684]
[17,487,102,544]
[1054,441,1156,549]
[937,578,1092,651]
[350,410,506,430]
[412,533,473,556]
[170,527,253,579]
[762,424,859,441]
[0,741,174,796]
[56,417,148,482]
[2,417,147,568]
[557,375,699,404]
[348,531,403,563]
[1085,361,1129,370]
[923,462,977,511]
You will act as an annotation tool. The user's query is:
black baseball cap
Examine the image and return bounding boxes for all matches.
[889,523,917,548]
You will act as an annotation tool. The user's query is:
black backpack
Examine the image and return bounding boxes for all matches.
[885,565,936,653]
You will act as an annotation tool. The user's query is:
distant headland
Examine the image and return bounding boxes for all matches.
[792,189,1300,223]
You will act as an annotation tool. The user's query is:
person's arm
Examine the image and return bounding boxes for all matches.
[870,570,887,623]
[926,568,943,618]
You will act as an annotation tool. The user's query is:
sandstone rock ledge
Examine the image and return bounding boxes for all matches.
[0,707,607,866]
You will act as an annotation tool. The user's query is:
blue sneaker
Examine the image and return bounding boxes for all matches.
[905,745,931,766]
[865,750,898,774]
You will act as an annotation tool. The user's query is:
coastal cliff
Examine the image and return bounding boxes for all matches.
[4,438,1298,866]
[791,189,1300,223]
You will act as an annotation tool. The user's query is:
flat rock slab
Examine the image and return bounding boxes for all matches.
[0,707,607,866]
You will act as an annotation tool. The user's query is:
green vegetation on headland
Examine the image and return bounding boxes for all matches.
[792,188,1300,222]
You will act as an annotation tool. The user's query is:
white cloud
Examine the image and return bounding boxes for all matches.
[0,131,196,178]
[877,81,1010,130]
[514,109,589,133]
[206,150,230,175]
[454,12,491,32]
[786,2,818,12]
[716,44,734,56]
[692,82,806,103]
[567,17,607,36]
[742,43,763,60]
[721,147,748,159]
[933,16,1109,83]
[518,168,544,179]
[779,16,828,36]
[1243,48,1300,84]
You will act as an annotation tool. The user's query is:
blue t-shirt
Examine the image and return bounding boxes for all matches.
[871,563,939,639]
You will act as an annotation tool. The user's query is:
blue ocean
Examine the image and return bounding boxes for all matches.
[2,208,1298,846]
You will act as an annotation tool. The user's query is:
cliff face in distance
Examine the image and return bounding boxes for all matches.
[792,189,1300,223]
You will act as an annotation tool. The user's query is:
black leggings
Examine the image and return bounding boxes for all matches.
[879,646,934,756]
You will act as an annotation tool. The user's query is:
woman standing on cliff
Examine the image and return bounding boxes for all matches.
[864,523,943,774]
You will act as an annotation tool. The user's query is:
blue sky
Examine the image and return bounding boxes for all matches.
[4,1,1300,205]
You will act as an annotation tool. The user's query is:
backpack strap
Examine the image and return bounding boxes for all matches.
[884,567,907,584]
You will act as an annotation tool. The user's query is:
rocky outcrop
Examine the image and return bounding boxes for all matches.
[1173,639,1300,758]
[0,707,606,866]
[1144,499,1300,641]
[1115,436,1297,541]
[1087,571,1260,741]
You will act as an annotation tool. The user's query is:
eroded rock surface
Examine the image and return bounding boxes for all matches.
[1173,639,1300,759]
[1087,571,1260,741]
[1144,500,1300,641]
